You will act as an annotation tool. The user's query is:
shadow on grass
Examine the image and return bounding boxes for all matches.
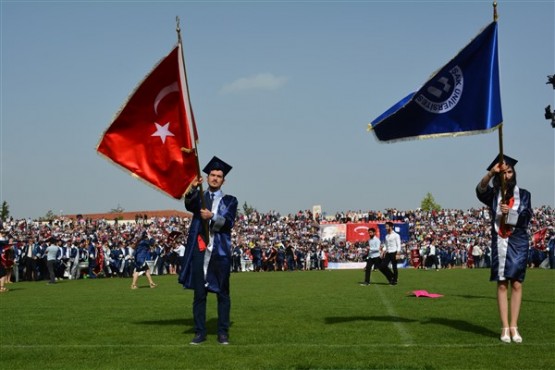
[452,293,553,305]
[450,294,495,300]
[421,317,498,338]
[325,315,497,338]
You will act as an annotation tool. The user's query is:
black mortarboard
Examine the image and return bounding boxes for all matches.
[203,156,232,176]
[487,154,518,171]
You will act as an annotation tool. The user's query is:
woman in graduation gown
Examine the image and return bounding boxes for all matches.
[476,155,533,344]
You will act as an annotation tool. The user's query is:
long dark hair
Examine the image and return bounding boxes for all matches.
[492,166,517,200]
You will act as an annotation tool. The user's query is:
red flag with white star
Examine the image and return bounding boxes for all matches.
[97,44,199,199]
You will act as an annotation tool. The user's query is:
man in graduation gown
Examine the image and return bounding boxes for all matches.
[178,156,238,345]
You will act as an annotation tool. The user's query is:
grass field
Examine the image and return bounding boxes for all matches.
[1,268,554,369]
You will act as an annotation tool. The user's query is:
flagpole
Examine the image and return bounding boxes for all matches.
[497,124,506,203]
[176,16,211,243]
[493,1,505,203]
[176,17,203,182]
[493,1,508,234]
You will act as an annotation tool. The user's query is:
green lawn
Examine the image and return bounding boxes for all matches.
[1,268,554,369]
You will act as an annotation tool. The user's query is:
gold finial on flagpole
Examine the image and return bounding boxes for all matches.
[493,1,498,22]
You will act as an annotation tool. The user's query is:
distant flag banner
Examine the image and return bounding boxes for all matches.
[533,228,548,251]
[94,246,104,275]
[97,44,199,199]
[369,21,502,142]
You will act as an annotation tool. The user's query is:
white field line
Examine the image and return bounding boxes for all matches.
[375,284,413,345]
[2,343,553,349]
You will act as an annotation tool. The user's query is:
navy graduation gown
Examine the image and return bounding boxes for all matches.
[477,185,533,282]
[178,188,237,293]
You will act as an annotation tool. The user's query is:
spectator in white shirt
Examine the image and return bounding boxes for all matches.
[379,222,401,285]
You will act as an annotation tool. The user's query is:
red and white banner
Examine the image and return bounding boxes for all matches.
[320,223,382,243]
[346,223,380,242]
[533,228,548,251]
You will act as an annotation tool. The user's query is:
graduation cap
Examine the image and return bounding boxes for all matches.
[487,154,518,171]
[203,156,232,177]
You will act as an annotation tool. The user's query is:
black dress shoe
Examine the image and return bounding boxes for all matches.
[190,333,206,345]
[217,333,229,345]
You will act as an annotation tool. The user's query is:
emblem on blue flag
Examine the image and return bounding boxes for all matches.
[369,22,502,142]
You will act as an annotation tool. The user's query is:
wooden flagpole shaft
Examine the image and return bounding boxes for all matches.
[176,16,210,243]
[493,1,507,235]
[498,123,508,232]
[497,124,506,203]
[493,2,505,205]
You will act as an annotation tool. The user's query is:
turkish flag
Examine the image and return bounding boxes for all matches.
[97,44,199,199]
[346,223,380,242]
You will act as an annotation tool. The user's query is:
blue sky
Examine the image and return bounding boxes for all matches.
[1,0,554,219]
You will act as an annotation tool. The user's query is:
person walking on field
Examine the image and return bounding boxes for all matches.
[379,222,401,285]
[130,235,157,290]
[360,228,382,285]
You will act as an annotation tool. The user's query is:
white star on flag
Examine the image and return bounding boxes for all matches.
[151,122,175,144]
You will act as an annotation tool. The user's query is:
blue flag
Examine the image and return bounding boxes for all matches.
[369,22,502,142]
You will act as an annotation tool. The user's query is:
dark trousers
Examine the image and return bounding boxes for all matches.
[364,257,382,283]
[192,247,231,336]
[37,259,47,280]
[25,258,36,281]
[252,257,262,271]
[88,262,97,278]
[286,256,295,271]
[232,256,241,272]
[47,260,57,283]
[380,252,398,283]
[427,254,439,269]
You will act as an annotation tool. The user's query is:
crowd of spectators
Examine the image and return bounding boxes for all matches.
[0,205,553,287]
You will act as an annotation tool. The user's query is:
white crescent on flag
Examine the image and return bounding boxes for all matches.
[154,82,179,116]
